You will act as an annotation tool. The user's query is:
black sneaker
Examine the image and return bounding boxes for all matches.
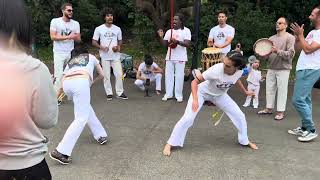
[97,137,108,145]
[58,100,62,106]
[117,93,128,100]
[49,149,71,165]
[106,95,113,101]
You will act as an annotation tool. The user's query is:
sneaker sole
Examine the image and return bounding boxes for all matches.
[107,98,112,101]
[117,97,128,100]
[49,153,70,165]
[288,130,303,136]
[162,97,173,101]
[98,139,108,145]
[298,134,318,142]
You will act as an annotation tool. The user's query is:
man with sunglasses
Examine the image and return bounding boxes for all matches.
[257,17,295,121]
[50,3,81,94]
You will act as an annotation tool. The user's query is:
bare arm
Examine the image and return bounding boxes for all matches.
[297,36,320,54]
[112,40,122,52]
[294,35,303,53]
[177,40,191,48]
[73,33,81,42]
[291,23,320,54]
[214,36,233,48]
[136,70,145,80]
[153,67,163,74]
[91,63,104,86]
[235,79,253,96]
[92,39,101,49]
[157,29,169,47]
[50,30,69,41]
[207,38,214,47]
[191,74,205,112]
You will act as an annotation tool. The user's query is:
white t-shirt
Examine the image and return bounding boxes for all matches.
[50,17,80,54]
[247,69,262,86]
[296,29,320,71]
[63,54,99,81]
[163,27,191,61]
[199,63,243,96]
[209,24,235,54]
[138,62,159,79]
[92,24,122,61]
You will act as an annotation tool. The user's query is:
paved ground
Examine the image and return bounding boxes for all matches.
[44,77,320,180]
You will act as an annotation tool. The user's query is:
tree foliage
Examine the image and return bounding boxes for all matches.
[25,0,319,55]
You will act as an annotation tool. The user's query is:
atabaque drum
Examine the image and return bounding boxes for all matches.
[201,47,222,71]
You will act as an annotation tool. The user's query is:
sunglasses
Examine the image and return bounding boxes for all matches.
[66,9,73,12]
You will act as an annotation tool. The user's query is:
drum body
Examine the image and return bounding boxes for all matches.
[201,47,222,71]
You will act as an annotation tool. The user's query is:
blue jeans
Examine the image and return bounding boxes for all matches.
[292,69,320,132]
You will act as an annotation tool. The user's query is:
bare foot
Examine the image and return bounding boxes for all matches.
[163,143,172,156]
[248,142,258,150]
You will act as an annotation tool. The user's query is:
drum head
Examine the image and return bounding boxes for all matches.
[253,38,273,56]
[202,47,221,54]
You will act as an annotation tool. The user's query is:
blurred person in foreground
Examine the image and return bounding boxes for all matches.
[0,0,58,179]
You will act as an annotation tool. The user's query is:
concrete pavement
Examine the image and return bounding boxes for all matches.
[44,78,320,180]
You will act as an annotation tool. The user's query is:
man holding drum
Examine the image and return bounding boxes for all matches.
[257,17,295,121]
[207,11,235,56]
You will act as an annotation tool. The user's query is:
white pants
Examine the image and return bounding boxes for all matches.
[243,83,260,108]
[134,74,162,91]
[167,90,249,147]
[101,60,124,96]
[53,53,71,92]
[56,78,107,156]
[266,69,290,111]
[165,61,185,99]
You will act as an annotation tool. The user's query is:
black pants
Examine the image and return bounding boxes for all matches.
[0,158,51,180]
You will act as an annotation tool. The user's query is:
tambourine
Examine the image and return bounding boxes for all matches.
[253,38,273,56]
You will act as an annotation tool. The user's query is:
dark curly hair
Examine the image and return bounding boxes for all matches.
[101,7,113,20]
[226,50,246,70]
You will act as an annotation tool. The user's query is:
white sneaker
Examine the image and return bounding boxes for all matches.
[298,131,318,142]
[176,97,183,103]
[242,104,250,107]
[162,95,172,101]
[253,106,258,109]
[288,127,304,136]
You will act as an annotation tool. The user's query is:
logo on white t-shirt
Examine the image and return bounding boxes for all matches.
[61,28,72,36]
[216,32,225,39]
[216,81,234,89]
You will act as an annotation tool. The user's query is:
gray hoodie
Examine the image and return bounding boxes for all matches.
[0,51,58,170]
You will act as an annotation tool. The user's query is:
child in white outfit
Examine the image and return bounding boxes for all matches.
[243,58,263,108]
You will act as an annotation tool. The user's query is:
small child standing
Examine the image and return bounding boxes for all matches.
[134,54,163,95]
[243,58,263,109]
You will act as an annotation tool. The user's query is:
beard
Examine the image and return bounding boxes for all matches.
[64,13,72,19]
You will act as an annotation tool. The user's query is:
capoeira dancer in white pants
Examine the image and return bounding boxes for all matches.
[134,54,163,95]
[50,46,108,164]
[163,51,258,156]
